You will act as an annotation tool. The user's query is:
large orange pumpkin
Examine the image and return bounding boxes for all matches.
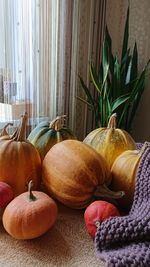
[42,140,124,209]
[2,180,58,239]
[83,113,136,168]
[0,113,41,196]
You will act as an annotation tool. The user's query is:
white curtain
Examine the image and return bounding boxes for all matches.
[0,0,106,139]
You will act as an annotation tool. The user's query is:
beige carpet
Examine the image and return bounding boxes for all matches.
[0,203,106,267]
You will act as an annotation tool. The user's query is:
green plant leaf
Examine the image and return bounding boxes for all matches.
[112,56,121,99]
[78,4,149,132]
[78,75,95,106]
[121,6,129,61]
[111,94,130,112]
[76,96,94,109]
[90,65,102,94]
[127,60,150,129]
[102,38,110,86]
[118,60,150,128]
[125,58,132,84]
[130,42,138,81]
[105,26,114,74]
[128,64,149,102]
[121,48,130,70]
[106,95,112,120]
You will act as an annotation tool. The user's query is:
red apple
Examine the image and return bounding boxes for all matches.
[84,200,120,239]
[0,182,14,209]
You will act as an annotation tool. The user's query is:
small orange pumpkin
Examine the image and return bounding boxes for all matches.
[83,113,136,169]
[2,180,58,240]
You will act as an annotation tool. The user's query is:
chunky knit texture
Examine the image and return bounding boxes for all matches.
[95,142,150,267]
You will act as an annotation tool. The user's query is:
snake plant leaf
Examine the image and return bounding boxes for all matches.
[118,60,150,129]
[125,43,138,85]
[106,95,112,120]
[121,6,129,62]
[101,38,110,87]
[78,5,149,132]
[111,94,130,112]
[78,75,95,106]
[90,65,102,94]
[121,50,131,90]
[127,60,150,128]
[76,96,94,110]
[121,48,130,71]
[128,63,149,102]
[112,56,121,99]
[125,58,132,84]
[105,26,114,74]
[130,42,138,81]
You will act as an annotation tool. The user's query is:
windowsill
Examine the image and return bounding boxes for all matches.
[0,117,49,129]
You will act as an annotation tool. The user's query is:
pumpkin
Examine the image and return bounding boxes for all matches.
[110,142,147,209]
[83,113,136,169]
[0,113,41,196]
[0,182,14,209]
[27,115,77,160]
[42,140,124,209]
[2,180,58,240]
[84,200,120,239]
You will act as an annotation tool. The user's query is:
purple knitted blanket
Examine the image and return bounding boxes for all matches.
[95,142,150,267]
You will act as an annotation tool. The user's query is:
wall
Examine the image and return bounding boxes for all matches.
[106,0,150,142]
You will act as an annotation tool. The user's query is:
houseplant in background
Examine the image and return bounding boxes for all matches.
[78,6,150,132]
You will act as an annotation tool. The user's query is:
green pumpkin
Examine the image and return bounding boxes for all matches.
[27,115,76,160]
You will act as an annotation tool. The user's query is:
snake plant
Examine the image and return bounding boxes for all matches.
[78,6,150,132]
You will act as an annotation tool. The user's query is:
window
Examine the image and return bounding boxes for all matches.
[0,0,106,139]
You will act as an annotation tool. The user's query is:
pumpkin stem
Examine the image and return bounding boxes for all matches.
[11,112,28,141]
[0,123,13,137]
[50,115,67,131]
[28,180,36,202]
[94,184,125,199]
[107,113,117,129]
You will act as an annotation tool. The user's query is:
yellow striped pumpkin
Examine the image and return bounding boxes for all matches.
[110,143,147,209]
[83,113,136,169]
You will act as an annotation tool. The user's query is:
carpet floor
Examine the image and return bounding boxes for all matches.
[0,203,106,267]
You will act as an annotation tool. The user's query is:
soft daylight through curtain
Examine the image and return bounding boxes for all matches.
[0,0,106,139]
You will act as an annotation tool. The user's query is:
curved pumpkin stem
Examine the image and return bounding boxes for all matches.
[0,122,13,137]
[11,112,28,141]
[50,115,67,131]
[107,113,117,129]
[27,180,36,202]
[94,184,125,199]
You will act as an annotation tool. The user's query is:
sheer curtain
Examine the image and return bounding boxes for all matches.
[0,0,106,140]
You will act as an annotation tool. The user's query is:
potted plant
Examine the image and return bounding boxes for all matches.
[78,6,150,132]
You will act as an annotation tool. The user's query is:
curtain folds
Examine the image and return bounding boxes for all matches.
[0,0,106,140]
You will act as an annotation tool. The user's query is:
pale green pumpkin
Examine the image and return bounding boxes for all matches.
[27,115,76,160]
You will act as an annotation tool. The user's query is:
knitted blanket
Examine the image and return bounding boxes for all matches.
[95,142,150,267]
